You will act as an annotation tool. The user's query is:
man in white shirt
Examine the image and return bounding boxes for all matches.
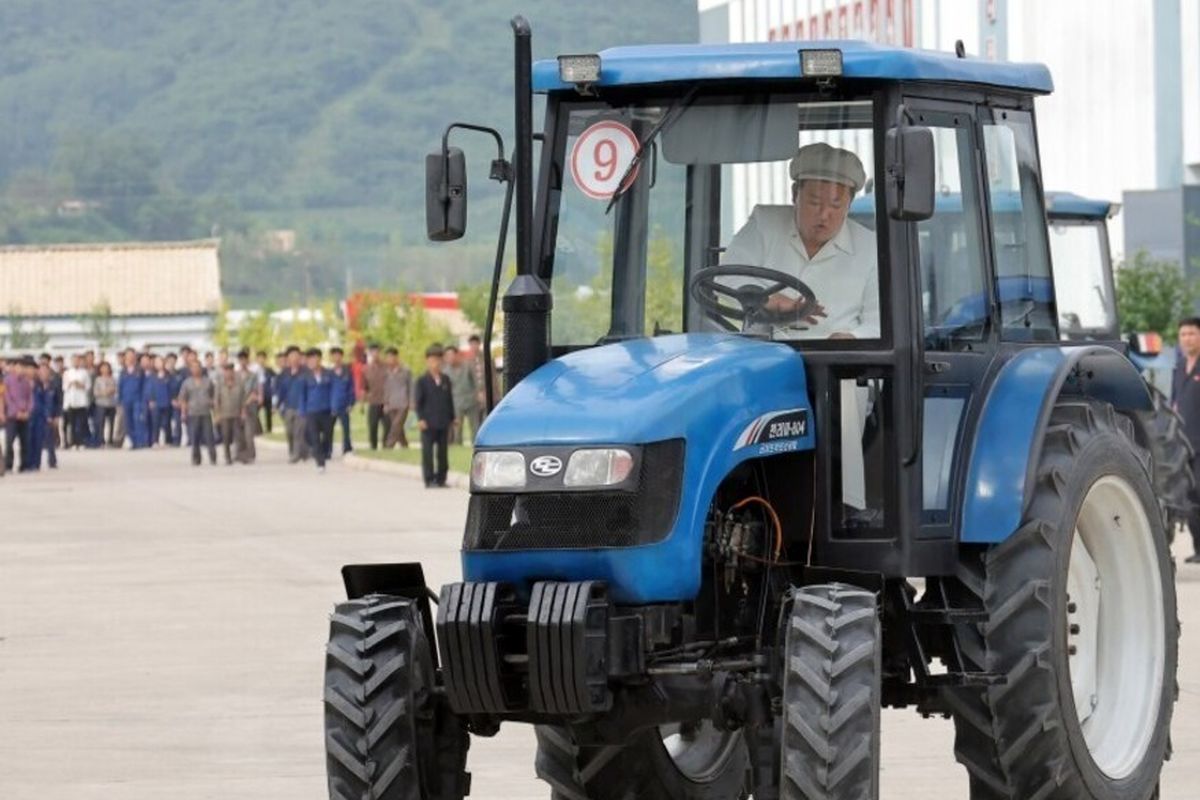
[62,354,91,449]
[723,142,878,340]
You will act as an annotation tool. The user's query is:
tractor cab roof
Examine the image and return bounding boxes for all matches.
[1044,192,1118,220]
[533,40,1053,95]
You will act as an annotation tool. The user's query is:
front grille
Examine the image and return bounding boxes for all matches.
[464,439,685,550]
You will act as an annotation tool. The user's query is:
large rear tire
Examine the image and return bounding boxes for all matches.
[946,402,1178,799]
[781,583,881,800]
[534,721,748,800]
[324,595,469,800]
[1128,383,1194,545]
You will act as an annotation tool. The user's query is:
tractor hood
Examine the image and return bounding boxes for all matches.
[465,333,814,604]
[476,333,812,447]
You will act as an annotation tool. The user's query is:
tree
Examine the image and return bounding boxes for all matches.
[236,307,278,355]
[1114,251,1200,341]
[210,301,233,349]
[356,293,452,373]
[6,305,49,350]
[456,281,490,334]
[78,299,118,349]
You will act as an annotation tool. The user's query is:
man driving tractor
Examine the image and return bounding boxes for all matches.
[724,142,879,339]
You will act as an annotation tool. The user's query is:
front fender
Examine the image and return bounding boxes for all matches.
[960,345,1152,544]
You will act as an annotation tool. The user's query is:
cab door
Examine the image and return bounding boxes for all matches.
[898,100,996,543]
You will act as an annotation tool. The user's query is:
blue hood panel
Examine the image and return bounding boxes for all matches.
[464,334,814,604]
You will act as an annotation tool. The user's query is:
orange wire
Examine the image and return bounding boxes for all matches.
[729,495,783,561]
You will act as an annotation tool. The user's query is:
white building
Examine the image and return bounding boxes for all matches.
[0,240,222,356]
[697,0,1200,262]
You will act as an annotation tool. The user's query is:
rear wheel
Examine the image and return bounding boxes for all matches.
[946,402,1178,799]
[1128,383,1194,545]
[535,722,748,799]
[781,583,881,800]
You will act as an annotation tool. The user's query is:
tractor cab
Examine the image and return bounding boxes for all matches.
[438,39,1063,589]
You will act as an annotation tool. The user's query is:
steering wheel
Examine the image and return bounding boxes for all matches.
[689,264,819,331]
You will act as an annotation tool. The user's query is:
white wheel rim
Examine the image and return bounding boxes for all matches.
[1067,475,1165,779]
[659,722,740,782]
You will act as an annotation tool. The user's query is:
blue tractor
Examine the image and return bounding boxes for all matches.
[324,21,1178,800]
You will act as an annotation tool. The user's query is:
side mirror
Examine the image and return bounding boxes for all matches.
[426,147,467,241]
[884,125,935,222]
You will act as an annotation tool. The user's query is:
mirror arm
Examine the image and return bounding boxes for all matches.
[482,154,516,413]
[434,123,514,412]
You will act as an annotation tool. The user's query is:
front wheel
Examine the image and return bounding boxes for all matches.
[324,595,469,800]
[781,583,881,800]
[947,402,1178,799]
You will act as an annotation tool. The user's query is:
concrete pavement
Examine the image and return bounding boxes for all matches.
[0,445,1196,798]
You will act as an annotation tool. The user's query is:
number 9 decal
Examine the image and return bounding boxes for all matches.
[570,121,641,201]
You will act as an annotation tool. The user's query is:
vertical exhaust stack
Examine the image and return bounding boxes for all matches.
[502,16,552,395]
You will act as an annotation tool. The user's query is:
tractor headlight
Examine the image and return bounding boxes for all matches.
[472,450,526,489]
[563,448,635,488]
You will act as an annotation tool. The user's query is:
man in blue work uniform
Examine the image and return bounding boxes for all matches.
[166,352,186,446]
[145,355,172,447]
[329,346,355,457]
[282,346,310,463]
[301,347,334,472]
[118,351,148,449]
[30,361,62,470]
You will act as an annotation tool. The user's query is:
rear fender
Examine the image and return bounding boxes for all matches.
[960,346,1151,544]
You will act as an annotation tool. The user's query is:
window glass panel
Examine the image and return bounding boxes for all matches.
[983,110,1057,341]
[916,124,988,349]
[1050,221,1114,336]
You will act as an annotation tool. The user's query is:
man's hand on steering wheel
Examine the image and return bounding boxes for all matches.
[765,295,828,327]
[690,264,822,331]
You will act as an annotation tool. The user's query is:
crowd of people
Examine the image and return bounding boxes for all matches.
[0,333,493,486]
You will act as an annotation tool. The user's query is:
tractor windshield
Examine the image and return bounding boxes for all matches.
[542,91,881,348]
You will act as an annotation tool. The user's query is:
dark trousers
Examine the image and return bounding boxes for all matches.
[149,407,173,446]
[169,407,182,446]
[39,416,56,468]
[420,426,450,486]
[1188,453,1200,555]
[336,410,352,454]
[93,406,116,445]
[5,418,29,471]
[65,408,89,448]
[261,402,273,434]
[307,410,334,468]
[188,414,216,465]
[367,403,389,449]
[122,400,148,448]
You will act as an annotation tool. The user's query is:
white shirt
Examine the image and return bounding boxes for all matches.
[63,366,91,410]
[723,205,880,339]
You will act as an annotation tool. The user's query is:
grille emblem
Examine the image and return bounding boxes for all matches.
[529,455,563,477]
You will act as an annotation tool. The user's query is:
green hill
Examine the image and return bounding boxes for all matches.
[0,0,698,301]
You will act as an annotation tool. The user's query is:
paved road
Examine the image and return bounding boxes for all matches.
[1,445,1197,799]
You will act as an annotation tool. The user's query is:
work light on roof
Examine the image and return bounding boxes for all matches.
[801,49,844,78]
[558,54,601,86]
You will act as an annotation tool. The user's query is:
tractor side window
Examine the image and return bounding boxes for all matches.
[1050,221,1114,337]
[983,110,1057,342]
[914,120,988,350]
